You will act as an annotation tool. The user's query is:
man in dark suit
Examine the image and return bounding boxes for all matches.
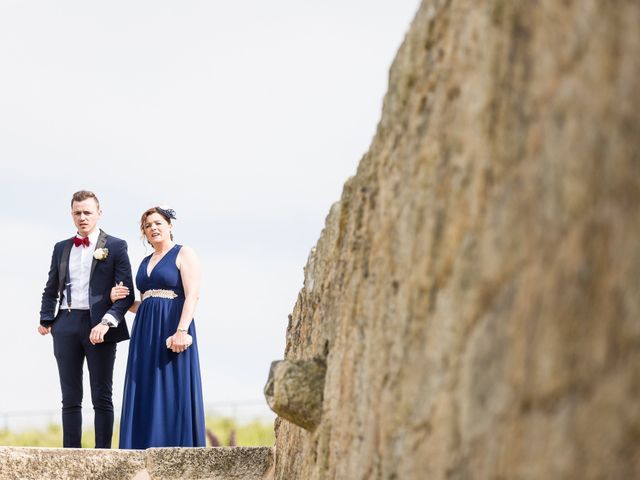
[38,190,134,448]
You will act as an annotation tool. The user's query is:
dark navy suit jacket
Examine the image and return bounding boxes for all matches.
[39,229,134,343]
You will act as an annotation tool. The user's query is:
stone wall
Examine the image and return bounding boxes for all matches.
[271,0,640,478]
[0,447,274,480]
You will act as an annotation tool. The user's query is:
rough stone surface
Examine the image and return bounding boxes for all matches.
[0,447,274,480]
[146,447,274,480]
[274,0,640,479]
[264,359,326,431]
[0,447,145,480]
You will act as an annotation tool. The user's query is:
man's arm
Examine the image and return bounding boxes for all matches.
[103,239,135,323]
[39,245,60,326]
[90,239,134,344]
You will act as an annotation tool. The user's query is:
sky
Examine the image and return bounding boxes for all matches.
[0,0,420,430]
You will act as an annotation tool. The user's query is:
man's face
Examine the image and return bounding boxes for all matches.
[71,198,101,237]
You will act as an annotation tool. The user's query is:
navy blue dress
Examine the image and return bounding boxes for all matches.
[119,245,206,449]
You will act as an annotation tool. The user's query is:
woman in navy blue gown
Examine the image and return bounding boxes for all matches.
[112,206,205,449]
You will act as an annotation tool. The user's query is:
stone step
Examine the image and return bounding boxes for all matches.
[0,446,274,480]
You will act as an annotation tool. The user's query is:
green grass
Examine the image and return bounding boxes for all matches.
[0,424,64,448]
[0,416,274,448]
[205,415,275,446]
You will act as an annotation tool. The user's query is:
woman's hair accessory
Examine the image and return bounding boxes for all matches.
[156,206,177,220]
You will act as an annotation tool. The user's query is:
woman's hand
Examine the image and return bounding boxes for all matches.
[111,281,130,303]
[166,330,192,353]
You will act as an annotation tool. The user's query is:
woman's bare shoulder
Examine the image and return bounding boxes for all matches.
[177,245,199,268]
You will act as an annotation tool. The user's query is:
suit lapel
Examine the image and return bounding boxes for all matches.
[90,230,108,280]
[58,239,73,297]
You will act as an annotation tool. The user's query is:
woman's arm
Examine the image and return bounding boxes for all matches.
[169,246,201,352]
[129,299,140,314]
[110,282,139,313]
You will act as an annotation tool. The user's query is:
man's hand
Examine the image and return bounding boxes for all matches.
[38,325,51,336]
[89,324,110,345]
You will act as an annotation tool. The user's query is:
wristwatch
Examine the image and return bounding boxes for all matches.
[100,318,117,328]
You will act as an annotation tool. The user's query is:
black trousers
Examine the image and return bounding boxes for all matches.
[52,309,117,448]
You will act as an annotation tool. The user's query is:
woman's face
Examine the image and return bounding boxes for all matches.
[143,212,172,246]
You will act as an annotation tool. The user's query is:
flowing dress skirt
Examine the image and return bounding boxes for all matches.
[119,294,205,449]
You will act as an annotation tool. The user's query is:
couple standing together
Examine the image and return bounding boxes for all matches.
[38,190,206,449]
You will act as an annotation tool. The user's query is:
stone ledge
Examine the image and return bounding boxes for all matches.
[146,447,274,480]
[0,446,274,480]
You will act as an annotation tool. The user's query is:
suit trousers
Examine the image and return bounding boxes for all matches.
[52,309,117,448]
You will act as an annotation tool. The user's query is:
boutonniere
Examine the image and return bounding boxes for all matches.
[93,248,109,261]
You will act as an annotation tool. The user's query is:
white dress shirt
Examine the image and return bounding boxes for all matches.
[61,229,118,326]
[61,229,100,310]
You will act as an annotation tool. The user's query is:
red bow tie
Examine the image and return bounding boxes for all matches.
[74,236,90,247]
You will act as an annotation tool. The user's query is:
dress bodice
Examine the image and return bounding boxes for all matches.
[135,245,184,296]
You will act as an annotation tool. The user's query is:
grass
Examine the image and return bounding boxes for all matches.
[0,416,274,448]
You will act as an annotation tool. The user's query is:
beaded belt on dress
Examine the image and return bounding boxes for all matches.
[141,289,178,301]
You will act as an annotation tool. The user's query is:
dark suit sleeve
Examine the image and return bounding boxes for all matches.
[40,245,60,325]
[104,239,135,322]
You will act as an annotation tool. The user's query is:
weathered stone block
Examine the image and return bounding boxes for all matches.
[0,446,275,480]
[264,359,326,431]
[0,447,145,480]
[273,0,640,478]
[145,447,274,480]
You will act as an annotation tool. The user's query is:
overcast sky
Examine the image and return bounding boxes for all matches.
[0,0,419,429]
